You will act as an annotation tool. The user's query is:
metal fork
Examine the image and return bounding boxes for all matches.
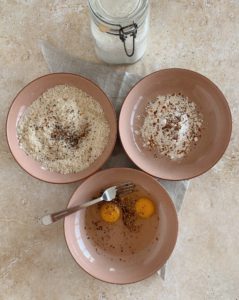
[41,182,135,225]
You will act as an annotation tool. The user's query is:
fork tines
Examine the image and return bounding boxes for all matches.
[116,182,135,196]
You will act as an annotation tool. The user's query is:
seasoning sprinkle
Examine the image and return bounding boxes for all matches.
[138,93,203,160]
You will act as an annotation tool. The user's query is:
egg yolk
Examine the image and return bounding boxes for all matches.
[100,203,121,223]
[135,198,155,218]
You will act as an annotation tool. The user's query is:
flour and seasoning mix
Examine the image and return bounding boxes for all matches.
[136,93,203,160]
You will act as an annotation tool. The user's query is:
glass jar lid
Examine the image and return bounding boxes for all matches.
[98,0,140,18]
[88,0,148,27]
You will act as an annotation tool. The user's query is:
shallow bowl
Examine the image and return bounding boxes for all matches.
[6,73,117,183]
[64,168,178,284]
[119,68,232,180]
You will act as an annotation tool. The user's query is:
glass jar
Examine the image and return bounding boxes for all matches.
[88,0,149,64]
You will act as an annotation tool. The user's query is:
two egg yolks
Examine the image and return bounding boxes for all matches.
[100,198,155,223]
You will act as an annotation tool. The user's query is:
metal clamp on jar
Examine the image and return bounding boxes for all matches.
[88,0,149,64]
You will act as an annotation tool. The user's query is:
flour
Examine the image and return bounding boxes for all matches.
[17,85,110,174]
[138,93,203,160]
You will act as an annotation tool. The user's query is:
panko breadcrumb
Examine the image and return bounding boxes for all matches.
[17,85,110,174]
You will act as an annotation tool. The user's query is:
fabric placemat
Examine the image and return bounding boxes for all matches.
[39,40,189,279]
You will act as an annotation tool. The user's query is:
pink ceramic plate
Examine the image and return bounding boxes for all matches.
[119,68,232,180]
[6,73,117,183]
[64,168,178,284]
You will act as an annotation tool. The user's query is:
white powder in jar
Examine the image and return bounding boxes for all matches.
[17,85,110,174]
[138,93,203,160]
[89,0,149,64]
[91,20,149,64]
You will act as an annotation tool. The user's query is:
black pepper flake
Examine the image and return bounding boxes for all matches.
[50,123,89,149]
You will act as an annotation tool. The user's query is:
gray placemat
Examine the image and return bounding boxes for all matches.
[39,40,189,279]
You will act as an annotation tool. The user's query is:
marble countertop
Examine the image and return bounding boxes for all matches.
[0,1,238,299]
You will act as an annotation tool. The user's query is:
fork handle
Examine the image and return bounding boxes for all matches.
[45,196,103,224]
[51,205,83,222]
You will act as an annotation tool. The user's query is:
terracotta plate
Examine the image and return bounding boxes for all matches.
[64,168,178,284]
[119,68,232,180]
[6,73,117,183]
